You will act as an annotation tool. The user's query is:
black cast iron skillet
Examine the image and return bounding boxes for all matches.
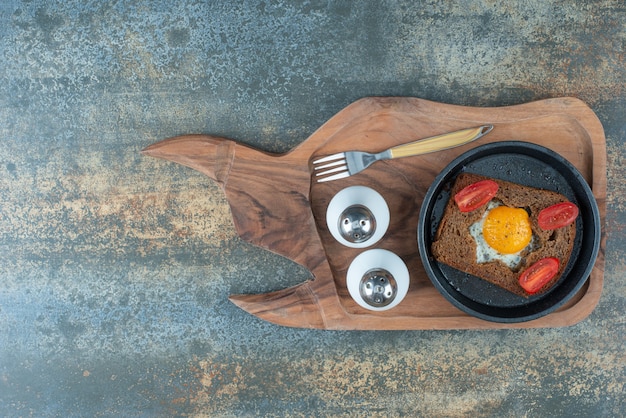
[417,141,601,323]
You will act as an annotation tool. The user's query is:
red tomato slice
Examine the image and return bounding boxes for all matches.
[454,180,499,213]
[537,202,579,230]
[518,257,560,294]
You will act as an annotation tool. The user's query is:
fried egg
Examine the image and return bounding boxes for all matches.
[469,201,534,268]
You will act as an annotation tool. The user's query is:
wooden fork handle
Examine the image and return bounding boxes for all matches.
[388,125,493,159]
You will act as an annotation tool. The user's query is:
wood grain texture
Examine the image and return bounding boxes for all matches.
[143,97,606,330]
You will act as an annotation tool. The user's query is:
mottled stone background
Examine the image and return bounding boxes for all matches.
[1,1,624,416]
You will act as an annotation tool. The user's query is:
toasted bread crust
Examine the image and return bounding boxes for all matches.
[431,172,576,297]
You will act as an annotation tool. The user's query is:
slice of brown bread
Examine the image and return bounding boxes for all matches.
[431,172,576,297]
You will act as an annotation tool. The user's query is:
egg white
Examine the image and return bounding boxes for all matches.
[469,201,535,268]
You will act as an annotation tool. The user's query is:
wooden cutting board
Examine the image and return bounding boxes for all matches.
[142,97,606,330]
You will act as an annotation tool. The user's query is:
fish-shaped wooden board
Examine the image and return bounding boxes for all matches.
[142,97,606,330]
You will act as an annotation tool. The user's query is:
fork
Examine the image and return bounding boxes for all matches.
[312,125,493,182]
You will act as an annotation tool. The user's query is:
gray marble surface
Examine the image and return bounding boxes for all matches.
[1,1,624,416]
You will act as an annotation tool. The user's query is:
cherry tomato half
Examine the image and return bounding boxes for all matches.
[537,202,579,230]
[518,257,560,294]
[454,180,499,213]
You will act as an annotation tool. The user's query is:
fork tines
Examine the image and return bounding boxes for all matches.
[312,152,350,182]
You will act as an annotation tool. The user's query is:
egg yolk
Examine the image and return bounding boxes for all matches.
[482,206,532,254]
